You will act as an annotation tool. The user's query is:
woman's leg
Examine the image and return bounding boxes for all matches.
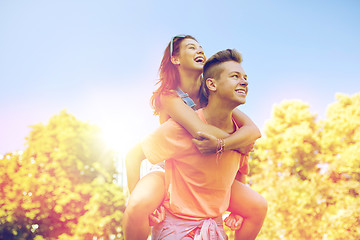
[122,171,165,240]
[228,180,268,240]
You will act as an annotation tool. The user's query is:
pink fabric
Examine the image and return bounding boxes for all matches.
[151,210,227,240]
[194,218,227,240]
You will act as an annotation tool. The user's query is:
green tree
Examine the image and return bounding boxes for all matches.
[317,93,360,239]
[319,93,360,181]
[251,100,320,180]
[249,94,360,240]
[0,110,126,239]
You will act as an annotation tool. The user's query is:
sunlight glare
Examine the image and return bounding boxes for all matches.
[93,109,158,159]
[98,118,142,157]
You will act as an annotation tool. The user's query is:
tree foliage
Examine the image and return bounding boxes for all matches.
[248,93,360,240]
[2,93,360,240]
[252,100,320,180]
[319,93,360,181]
[0,110,126,240]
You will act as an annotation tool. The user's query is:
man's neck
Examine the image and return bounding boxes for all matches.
[202,98,236,133]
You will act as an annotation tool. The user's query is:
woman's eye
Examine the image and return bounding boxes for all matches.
[232,75,238,78]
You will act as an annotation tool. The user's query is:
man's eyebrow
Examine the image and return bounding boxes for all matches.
[230,71,247,79]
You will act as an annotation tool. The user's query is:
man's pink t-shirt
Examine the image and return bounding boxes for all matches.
[141,109,249,220]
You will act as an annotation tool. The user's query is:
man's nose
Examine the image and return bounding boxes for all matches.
[240,77,248,86]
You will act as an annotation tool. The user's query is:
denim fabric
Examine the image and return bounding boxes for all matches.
[176,88,197,110]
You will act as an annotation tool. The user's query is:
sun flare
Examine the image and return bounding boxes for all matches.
[93,110,158,159]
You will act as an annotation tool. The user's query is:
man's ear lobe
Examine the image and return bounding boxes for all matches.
[171,56,180,65]
[206,78,217,91]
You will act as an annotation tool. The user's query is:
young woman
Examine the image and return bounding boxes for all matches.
[123,35,267,240]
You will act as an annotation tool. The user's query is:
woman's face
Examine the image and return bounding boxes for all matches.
[176,38,206,72]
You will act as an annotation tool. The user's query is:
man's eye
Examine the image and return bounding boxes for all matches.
[232,75,238,78]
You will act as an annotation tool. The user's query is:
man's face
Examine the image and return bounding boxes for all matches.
[215,61,248,106]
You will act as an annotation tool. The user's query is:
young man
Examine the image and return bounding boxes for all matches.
[124,49,260,239]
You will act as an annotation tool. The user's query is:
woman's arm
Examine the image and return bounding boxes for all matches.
[125,143,146,193]
[161,94,261,153]
[224,108,261,151]
[160,94,229,139]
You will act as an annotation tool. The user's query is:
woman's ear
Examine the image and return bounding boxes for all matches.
[206,78,217,92]
[171,56,180,65]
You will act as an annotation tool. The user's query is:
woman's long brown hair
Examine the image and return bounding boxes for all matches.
[150,35,197,115]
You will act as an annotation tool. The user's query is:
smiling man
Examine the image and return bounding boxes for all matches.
[124,49,252,239]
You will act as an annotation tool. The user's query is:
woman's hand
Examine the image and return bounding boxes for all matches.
[192,132,218,154]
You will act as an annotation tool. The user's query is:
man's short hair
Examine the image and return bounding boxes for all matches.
[199,49,243,106]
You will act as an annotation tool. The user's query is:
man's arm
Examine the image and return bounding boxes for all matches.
[125,143,146,193]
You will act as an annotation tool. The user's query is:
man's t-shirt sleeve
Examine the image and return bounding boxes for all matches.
[141,119,193,164]
[238,154,250,175]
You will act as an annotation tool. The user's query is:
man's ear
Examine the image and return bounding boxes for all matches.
[206,78,217,92]
[171,56,180,65]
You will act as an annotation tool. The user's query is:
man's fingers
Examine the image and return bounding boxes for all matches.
[149,215,160,226]
[228,219,234,228]
[192,139,201,145]
[160,206,165,221]
[224,216,235,229]
[149,206,165,225]
[149,215,160,223]
[233,216,243,230]
[225,214,243,231]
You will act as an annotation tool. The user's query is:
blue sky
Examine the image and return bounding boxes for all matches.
[1,0,359,156]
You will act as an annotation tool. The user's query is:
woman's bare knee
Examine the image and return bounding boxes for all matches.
[258,196,268,217]
[251,194,268,221]
[126,171,166,215]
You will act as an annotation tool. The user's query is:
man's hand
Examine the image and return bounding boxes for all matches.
[192,132,218,154]
[224,213,244,231]
[149,206,165,226]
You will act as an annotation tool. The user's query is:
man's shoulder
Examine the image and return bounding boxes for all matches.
[157,118,188,136]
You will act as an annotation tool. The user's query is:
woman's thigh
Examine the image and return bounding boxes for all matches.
[127,171,166,214]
